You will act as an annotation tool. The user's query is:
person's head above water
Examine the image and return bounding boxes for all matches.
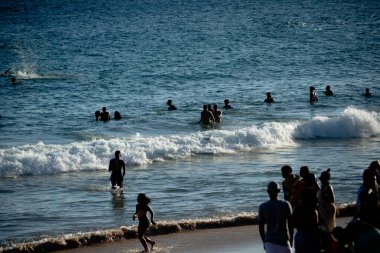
[102,107,107,112]
[167,100,172,105]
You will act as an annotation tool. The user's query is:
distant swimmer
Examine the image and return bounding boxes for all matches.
[309,86,318,104]
[223,99,233,109]
[114,111,123,120]
[10,76,17,84]
[364,88,372,98]
[0,68,11,77]
[167,100,177,111]
[212,104,222,123]
[264,92,274,103]
[109,150,126,189]
[199,104,215,125]
[95,110,101,121]
[323,85,334,96]
[100,107,110,121]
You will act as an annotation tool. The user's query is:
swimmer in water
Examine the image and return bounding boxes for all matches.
[264,92,274,103]
[223,99,233,109]
[364,88,372,98]
[167,100,177,110]
[199,104,215,125]
[323,85,334,96]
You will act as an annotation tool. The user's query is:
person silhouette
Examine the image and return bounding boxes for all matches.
[108,150,126,189]
[323,85,334,96]
[167,100,177,110]
[264,92,274,103]
[100,107,110,121]
[223,99,233,109]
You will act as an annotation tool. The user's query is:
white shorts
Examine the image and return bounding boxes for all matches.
[264,242,292,253]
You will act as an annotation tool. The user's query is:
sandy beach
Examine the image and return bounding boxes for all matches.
[57,217,352,253]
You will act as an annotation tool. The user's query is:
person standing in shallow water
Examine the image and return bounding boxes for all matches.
[259,181,293,253]
[108,150,126,189]
[100,107,110,121]
[199,104,215,124]
[212,104,222,123]
[133,193,156,252]
[309,86,318,104]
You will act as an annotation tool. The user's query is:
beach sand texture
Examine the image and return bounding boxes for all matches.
[57,217,351,253]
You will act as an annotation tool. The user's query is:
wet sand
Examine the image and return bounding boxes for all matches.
[57,217,351,253]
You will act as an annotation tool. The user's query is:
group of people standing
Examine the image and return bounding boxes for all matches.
[259,160,380,253]
[95,107,123,121]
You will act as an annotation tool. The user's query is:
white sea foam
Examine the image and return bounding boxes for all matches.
[294,107,380,139]
[0,107,378,177]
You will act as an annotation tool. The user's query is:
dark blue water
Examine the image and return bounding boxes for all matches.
[0,0,379,247]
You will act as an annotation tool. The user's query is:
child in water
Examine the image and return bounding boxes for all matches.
[133,193,156,252]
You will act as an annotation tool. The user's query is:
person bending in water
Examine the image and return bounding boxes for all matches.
[199,104,215,124]
[133,193,156,252]
[108,150,126,189]
[264,92,274,103]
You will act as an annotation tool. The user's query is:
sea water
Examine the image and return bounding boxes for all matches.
[0,0,379,249]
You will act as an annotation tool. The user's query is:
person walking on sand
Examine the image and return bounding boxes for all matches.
[108,150,126,189]
[133,193,156,252]
[259,181,294,253]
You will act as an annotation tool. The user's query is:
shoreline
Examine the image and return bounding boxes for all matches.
[1,204,356,253]
[56,217,352,253]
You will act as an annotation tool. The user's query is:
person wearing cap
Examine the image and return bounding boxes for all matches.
[258,181,293,253]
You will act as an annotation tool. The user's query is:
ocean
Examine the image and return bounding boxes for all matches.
[0,0,379,250]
